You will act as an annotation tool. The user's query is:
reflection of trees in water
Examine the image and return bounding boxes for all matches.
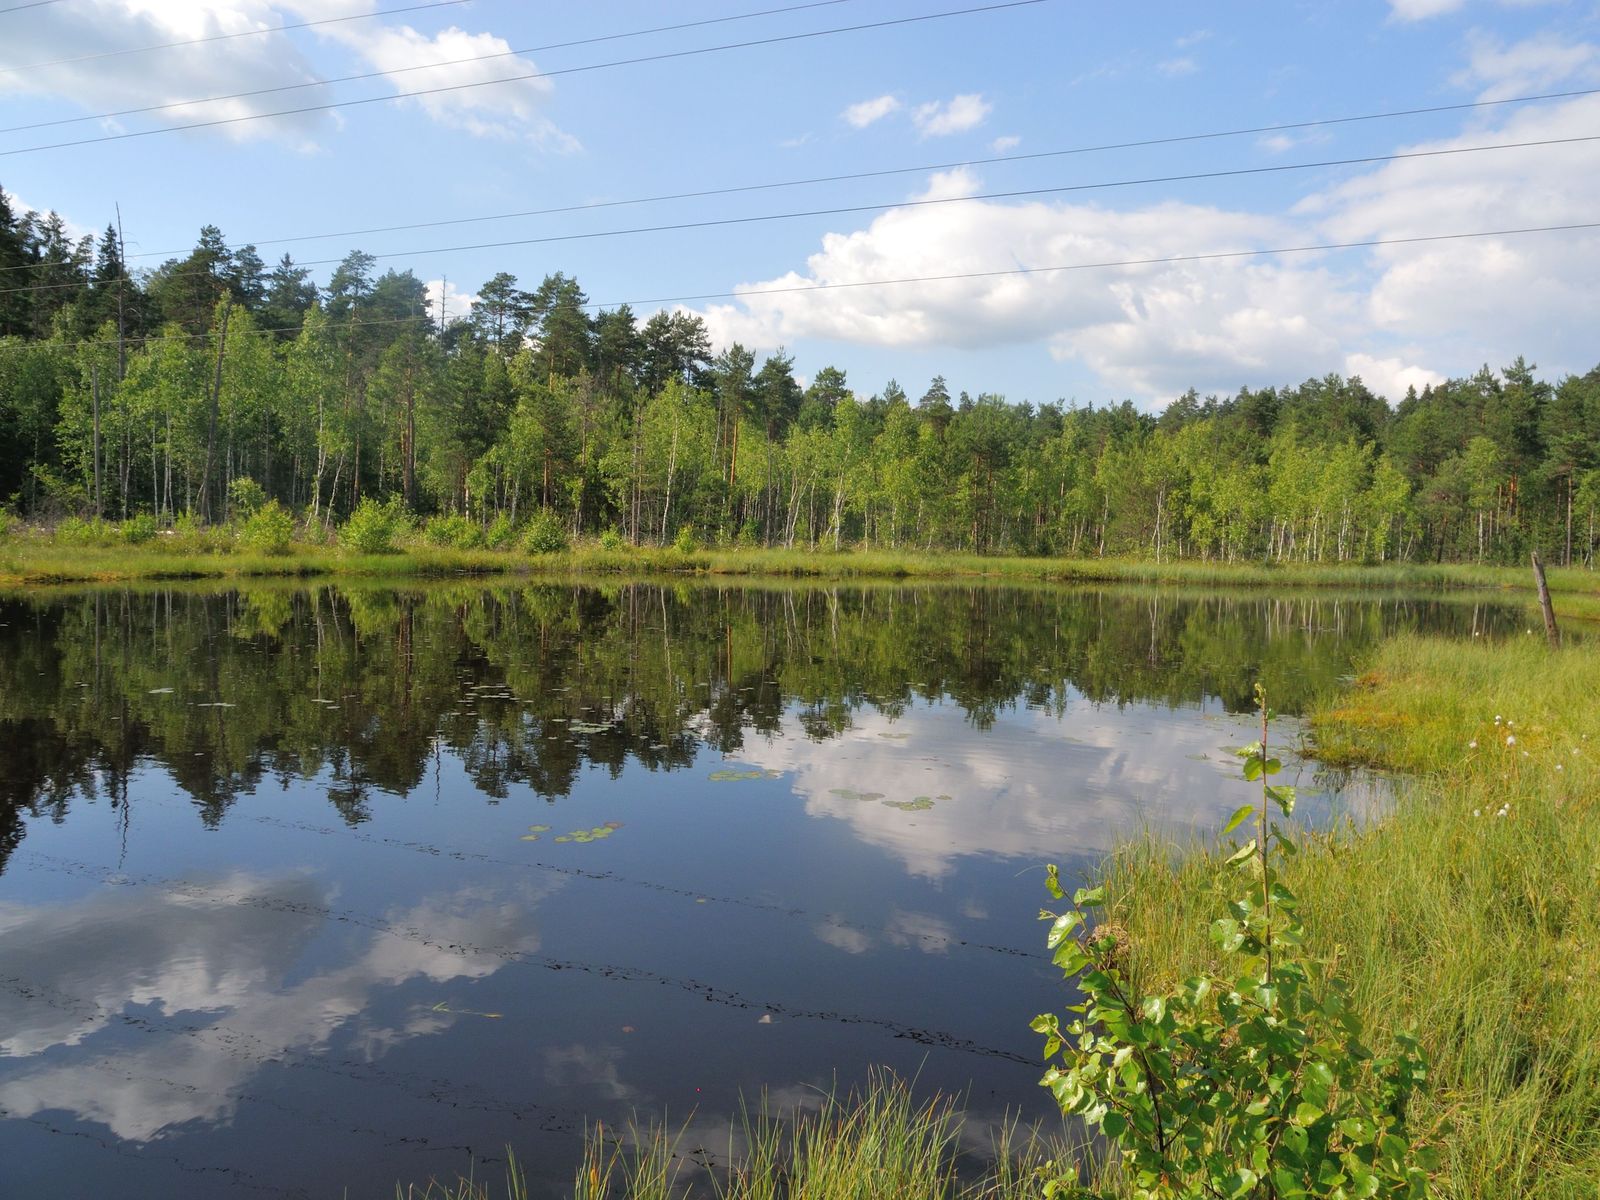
[0,583,1524,875]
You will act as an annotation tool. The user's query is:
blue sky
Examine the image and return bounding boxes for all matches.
[3,0,1598,409]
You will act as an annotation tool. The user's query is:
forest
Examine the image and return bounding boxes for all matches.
[3,185,1599,567]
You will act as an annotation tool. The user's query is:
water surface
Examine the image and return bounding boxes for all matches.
[0,582,1523,1197]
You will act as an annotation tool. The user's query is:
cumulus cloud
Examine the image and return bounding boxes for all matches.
[911,93,991,137]
[427,277,479,322]
[990,134,1021,153]
[842,93,901,128]
[0,0,336,147]
[0,0,575,149]
[687,80,1600,402]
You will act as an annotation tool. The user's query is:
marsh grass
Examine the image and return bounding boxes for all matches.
[1098,635,1600,1198]
[3,522,1598,623]
[397,1073,1068,1199]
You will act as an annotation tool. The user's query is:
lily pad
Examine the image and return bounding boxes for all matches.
[528,824,552,833]
[829,788,886,802]
[884,796,935,812]
[710,768,779,782]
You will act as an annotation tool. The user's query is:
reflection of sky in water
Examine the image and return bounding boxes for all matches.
[0,691,1384,1198]
[0,586,1449,1198]
[735,693,1381,880]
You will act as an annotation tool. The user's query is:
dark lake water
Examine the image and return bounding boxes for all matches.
[0,581,1527,1198]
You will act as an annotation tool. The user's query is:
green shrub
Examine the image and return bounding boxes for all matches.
[55,516,119,546]
[1034,687,1436,1200]
[673,524,698,554]
[598,526,625,552]
[522,508,568,554]
[240,500,294,555]
[227,476,267,520]
[424,512,482,549]
[484,512,518,550]
[340,497,409,555]
[120,513,159,545]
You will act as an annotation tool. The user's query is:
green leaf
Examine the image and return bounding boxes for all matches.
[1293,1101,1324,1126]
[1044,864,1063,900]
[1221,803,1256,836]
[1243,757,1264,782]
[1047,910,1084,948]
[1226,839,1258,866]
[1073,884,1107,907]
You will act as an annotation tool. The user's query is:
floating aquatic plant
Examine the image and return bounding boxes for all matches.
[710,768,780,782]
[883,796,934,811]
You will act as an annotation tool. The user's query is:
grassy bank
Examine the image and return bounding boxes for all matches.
[2,533,1598,618]
[1099,635,1600,1198]
[396,1074,1057,1200]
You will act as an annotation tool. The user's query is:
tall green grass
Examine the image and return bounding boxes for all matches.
[395,1073,1064,1199]
[1097,635,1600,1198]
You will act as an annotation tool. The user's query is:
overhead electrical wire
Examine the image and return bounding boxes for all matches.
[4,219,1597,357]
[0,0,472,73]
[0,82,1589,275]
[0,0,66,14]
[0,0,1052,156]
[0,131,1594,299]
[0,0,861,132]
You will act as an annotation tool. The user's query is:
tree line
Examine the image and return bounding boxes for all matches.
[3,186,1599,566]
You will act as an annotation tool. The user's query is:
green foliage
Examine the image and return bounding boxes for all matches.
[522,508,568,554]
[425,512,483,549]
[1035,688,1436,1200]
[340,497,409,555]
[598,526,625,551]
[240,500,295,555]
[227,476,267,520]
[672,524,698,554]
[120,513,158,545]
[55,516,119,546]
[484,512,517,550]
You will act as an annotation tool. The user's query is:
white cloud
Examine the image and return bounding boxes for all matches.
[0,1,576,150]
[0,0,335,147]
[1157,57,1198,77]
[1345,353,1445,399]
[1451,30,1600,101]
[427,277,478,321]
[842,93,901,128]
[318,19,579,147]
[1387,0,1466,19]
[688,83,1600,402]
[911,93,991,137]
[990,134,1021,153]
[1387,0,1564,20]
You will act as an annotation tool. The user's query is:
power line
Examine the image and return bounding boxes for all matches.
[0,0,1052,156]
[0,0,65,13]
[5,219,1596,356]
[0,1,471,73]
[7,82,1592,273]
[0,131,1593,299]
[0,0,859,131]
[600,221,1600,310]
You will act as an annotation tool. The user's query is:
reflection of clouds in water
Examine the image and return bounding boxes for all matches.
[544,1042,639,1103]
[0,874,549,1142]
[737,701,1358,879]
